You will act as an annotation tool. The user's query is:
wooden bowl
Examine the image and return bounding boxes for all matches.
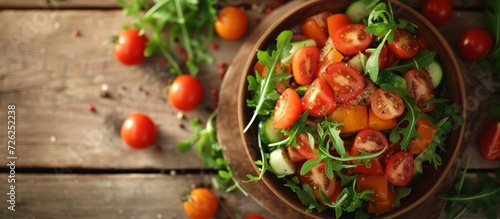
[217,0,466,218]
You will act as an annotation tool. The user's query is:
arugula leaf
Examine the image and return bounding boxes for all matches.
[385,50,436,73]
[440,158,500,219]
[177,109,248,196]
[268,111,314,148]
[244,30,293,133]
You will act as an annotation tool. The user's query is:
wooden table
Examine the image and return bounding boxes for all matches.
[0,0,498,218]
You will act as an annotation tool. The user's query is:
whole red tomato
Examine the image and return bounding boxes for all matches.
[214,6,248,40]
[168,75,204,111]
[114,29,148,65]
[182,188,218,219]
[422,0,454,25]
[120,113,157,149]
[245,214,265,219]
[477,121,500,161]
[458,28,494,62]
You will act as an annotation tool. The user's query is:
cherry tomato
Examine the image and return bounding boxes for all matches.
[168,75,204,111]
[114,29,148,65]
[388,28,420,59]
[404,68,436,112]
[292,46,320,85]
[182,188,218,219]
[327,180,342,204]
[353,157,384,175]
[288,132,318,163]
[332,24,373,55]
[422,0,454,25]
[244,215,265,219]
[301,19,328,47]
[321,62,365,103]
[351,129,389,156]
[214,6,248,40]
[273,88,302,129]
[477,121,500,161]
[326,13,351,39]
[301,78,337,117]
[297,161,337,201]
[357,174,395,213]
[385,151,414,186]
[370,88,405,120]
[458,28,494,62]
[120,113,157,149]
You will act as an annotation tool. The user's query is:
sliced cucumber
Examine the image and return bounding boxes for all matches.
[281,38,317,64]
[377,69,407,89]
[411,156,424,184]
[259,116,285,145]
[425,60,443,88]
[269,146,295,176]
[347,53,366,73]
[346,1,375,23]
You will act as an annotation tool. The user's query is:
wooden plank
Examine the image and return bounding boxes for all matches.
[0,9,265,169]
[0,0,290,9]
[0,173,277,219]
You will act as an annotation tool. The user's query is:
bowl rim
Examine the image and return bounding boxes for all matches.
[235,0,467,218]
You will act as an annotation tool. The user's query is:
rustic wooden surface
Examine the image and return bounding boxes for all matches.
[0,0,498,218]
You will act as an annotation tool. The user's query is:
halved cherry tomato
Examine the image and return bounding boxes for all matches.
[404,68,436,112]
[351,129,389,156]
[388,28,420,59]
[370,88,405,120]
[301,19,328,47]
[297,161,337,201]
[287,132,318,163]
[353,157,384,175]
[477,121,500,161]
[458,28,494,62]
[409,117,437,154]
[292,46,320,85]
[385,151,414,186]
[332,24,373,55]
[302,78,337,117]
[326,14,351,39]
[417,34,429,50]
[321,62,365,103]
[273,88,302,129]
[327,180,343,204]
[357,174,395,213]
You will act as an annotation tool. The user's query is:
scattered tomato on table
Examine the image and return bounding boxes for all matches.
[477,121,500,161]
[168,74,204,111]
[182,188,219,219]
[113,29,148,65]
[120,113,157,149]
[421,0,454,26]
[458,28,494,62]
[244,214,265,219]
[214,6,248,40]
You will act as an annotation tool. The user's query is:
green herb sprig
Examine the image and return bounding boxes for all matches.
[440,158,500,219]
[178,109,248,196]
[116,0,218,75]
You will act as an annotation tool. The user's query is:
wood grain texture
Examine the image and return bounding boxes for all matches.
[0,173,278,219]
[0,9,265,169]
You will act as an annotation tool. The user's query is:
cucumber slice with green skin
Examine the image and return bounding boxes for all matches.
[259,116,285,145]
[411,156,424,185]
[280,38,317,64]
[269,146,295,176]
[346,1,376,23]
[426,60,443,88]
